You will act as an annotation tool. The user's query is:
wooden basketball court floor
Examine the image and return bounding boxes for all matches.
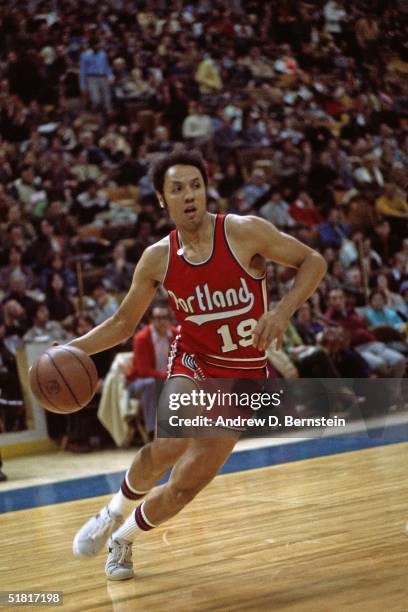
[1,423,408,611]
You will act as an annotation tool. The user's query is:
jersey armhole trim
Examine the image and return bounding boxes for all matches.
[161,235,172,286]
[223,215,266,281]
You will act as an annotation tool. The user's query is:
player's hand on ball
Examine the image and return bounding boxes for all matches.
[252,309,291,352]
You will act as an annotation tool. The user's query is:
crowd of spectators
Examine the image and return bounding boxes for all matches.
[0,0,407,445]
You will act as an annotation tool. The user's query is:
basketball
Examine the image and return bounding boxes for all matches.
[29,346,98,414]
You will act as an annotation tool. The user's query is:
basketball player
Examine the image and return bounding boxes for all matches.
[71,149,327,580]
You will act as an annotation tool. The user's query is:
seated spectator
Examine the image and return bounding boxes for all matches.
[272,139,303,186]
[2,272,38,324]
[376,183,408,219]
[0,246,36,291]
[294,302,325,344]
[126,216,157,264]
[111,57,133,102]
[318,208,350,249]
[222,101,243,133]
[127,304,177,436]
[0,312,25,432]
[2,223,32,261]
[103,243,134,293]
[399,282,408,320]
[99,130,131,164]
[182,101,213,147]
[324,1,347,40]
[39,253,77,295]
[259,191,295,229]
[398,239,408,272]
[26,219,61,274]
[307,150,338,210]
[325,288,405,378]
[78,130,108,166]
[242,168,271,208]
[326,138,353,188]
[361,237,383,274]
[326,259,345,290]
[282,320,338,378]
[45,200,77,243]
[364,290,406,334]
[11,163,48,217]
[45,272,76,324]
[374,272,405,311]
[23,302,68,343]
[73,180,110,225]
[344,267,366,305]
[274,44,299,76]
[391,252,408,289]
[217,161,244,199]
[2,299,29,339]
[345,194,377,233]
[91,283,119,325]
[322,247,337,267]
[4,203,36,241]
[289,192,322,228]
[227,190,255,216]
[320,325,372,378]
[279,116,304,147]
[241,113,269,148]
[146,126,173,154]
[355,13,380,59]
[213,116,241,165]
[127,67,157,101]
[353,153,384,193]
[370,220,401,262]
[71,150,104,183]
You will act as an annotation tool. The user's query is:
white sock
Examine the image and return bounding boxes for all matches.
[113,501,156,543]
[108,470,150,517]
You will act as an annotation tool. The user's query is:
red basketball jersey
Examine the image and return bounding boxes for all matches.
[163,214,268,372]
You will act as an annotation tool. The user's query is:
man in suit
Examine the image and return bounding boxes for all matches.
[126,303,176,437]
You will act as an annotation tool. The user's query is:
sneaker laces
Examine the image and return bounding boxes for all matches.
[118,542,132,566]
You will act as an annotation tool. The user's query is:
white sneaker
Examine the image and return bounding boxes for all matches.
[73,505,124,558]
[105,538,134,581]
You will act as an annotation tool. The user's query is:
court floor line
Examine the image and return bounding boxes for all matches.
[2,411,406,494]
[1,421,407,514]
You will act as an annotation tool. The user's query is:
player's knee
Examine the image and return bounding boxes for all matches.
[141,438,187,474]
[134,443,154,476]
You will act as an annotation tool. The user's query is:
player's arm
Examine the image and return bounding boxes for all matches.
[239,216,327,351]
[69,242,168,355]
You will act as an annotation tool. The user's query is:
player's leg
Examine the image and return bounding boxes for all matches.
[72,376,192,558]
[106,433,238,580]
[141,435,239,524]
[115,374,239,523]
[73,438,189,559]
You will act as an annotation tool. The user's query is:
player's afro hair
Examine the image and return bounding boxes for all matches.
[149,147,208,195]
